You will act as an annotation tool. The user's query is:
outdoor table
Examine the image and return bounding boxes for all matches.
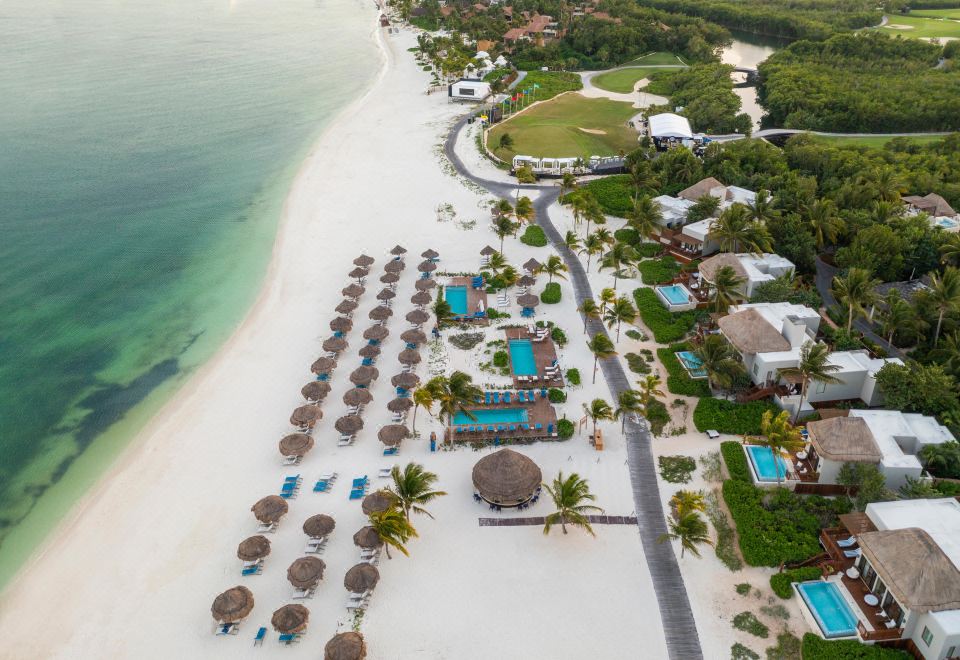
[864,594,879,607]
[796,451,808,461]
[846,567,860,579]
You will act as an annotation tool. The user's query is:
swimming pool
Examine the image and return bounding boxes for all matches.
[453,408,529,426]
[508,339,537,376]
[936,217,959,230]
[676,350,707,379]
[445,286,468,316]
[745,444,790,482]
[657,284,691,306]
[796,581,858,638]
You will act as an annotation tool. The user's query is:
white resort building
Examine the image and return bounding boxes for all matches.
[697,252,795,299]
[904,193,959,232]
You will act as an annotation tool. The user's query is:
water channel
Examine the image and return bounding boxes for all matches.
[721,30,791,129]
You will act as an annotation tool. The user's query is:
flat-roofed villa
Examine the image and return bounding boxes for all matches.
[799,498,960,658]
[717,302,902,416]
[696,252,795,300]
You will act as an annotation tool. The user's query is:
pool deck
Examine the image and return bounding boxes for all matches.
[447,276,488,325]
[445,395,558,443]
[504,327,564,388]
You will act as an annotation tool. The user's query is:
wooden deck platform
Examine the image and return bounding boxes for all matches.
[447,276,488,326]
[445,394,558,443]
[503,327,564,388]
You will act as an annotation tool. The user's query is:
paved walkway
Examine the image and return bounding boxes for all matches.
[444,115,704,660]
[479,515,639,526]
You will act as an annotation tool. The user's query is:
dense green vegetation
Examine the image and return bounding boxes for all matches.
[568,175,634,217]
[758,33,960,132]
[520,225,547,247]
[799,634,911,659]
[633,288,698,343]
[693,399,780,434]
[646,63,751,134]
[658,343,712,397]
[637,256,681,284]
[540,282,562,304]
[769,567,821,598]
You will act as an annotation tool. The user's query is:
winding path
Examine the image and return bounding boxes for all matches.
[444,115,704,660]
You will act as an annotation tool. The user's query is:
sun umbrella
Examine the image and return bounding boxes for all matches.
[335,299,358,315]
[353,254,375,267]
[368,306,392,321]
[310,356,337,374]
[377,424,409,447]
[358,344,381,358]
[322,337,347,353]
[397,349,421,365]
[414,278,437,291]
[324,632,367,660]
[384,260,404,273]
[287,556,325,590]
[352,526,383,550]
[410,291,432,306]
[344,563,380,593]
[330,316,353,332]
[302,381,332,402]
[302,514,336,539]
[405,309,429,324]
[376,288,396,301]
[363,325,389,341]
[271,604,309,634]
[387,397,413,413]
[342,283,365,298]
[400,329,427,344]
[335,416,364,434]
[517,293,540,308]
[348,266,369,281]
[343,388,373,406]
[252,495,288,524]
[421,249,439,259]
[480,245,497,256]
[379,272,400,284]
[523,258,541,272]
[391,372,420,389]
[417,260,437,273]
[291,405,322,428]
[349,365,379,385]
[361,490,396,515]
[279,433,315,457]
[390,245,407,256]
[519,274,536,287]
[237,535,271,562]
[211,586,254,623]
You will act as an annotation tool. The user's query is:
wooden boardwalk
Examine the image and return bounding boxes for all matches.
[479,515,638,527]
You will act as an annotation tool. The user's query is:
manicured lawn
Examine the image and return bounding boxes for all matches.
[811,134,947,148]
[592,67,669,93]
[488,93,640,160]
[515,70,583,102]
[625,51,687,66]
[878,14,960,39]
[909,8,960,19]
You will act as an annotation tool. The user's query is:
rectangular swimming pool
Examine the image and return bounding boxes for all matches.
[658,284,690,305]
[796,581,858,638]
[508,339,537,376]
[453,407,529,426]
[676,350,707,379]
[445,286,468,316]
[745,444,790,482]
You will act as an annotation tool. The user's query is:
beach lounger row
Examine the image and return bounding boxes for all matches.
[313,472,338,492]
[241,559,263,576]
[349,475,369,500]
[217,622,240,636]
[479,389,550,405]
[278,632,303,645]
[304,536,328,554]
[454,422,555,436]
[280,474,303,500]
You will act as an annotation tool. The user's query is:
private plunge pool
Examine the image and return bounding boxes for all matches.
[655,283,696,311]
[796,581,859,638]
[445,285,468,316]
[744,444,791,483]
[508,339,537,376]
[675,350,707,379]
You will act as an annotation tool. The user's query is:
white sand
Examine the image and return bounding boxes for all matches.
[579,71,669,108]
[0,18,689,660]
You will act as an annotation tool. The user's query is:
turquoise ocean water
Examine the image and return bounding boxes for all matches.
[0,0,378,588]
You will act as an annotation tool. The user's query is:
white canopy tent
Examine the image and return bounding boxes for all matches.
[648,113,693,139]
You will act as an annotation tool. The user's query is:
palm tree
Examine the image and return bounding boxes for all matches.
[593,227,614,249]
[746,189,779,225]
[670,490,706,517]
[486,251,508,274]
[757,410,806,485]
[584,197,605,236]
[860,167,904,204]
[578,298,601,333]
[711,264,747,314]
[939,233,960,267]
[603,295,637,342]
[600,241,637,290]
[542,472,603,536]
[492,215,516,254]
[492,198,513,222]
[514,196,535,226]
[658,511,712,558]
[929,267,960,345]
[367,507,418,558]
[433,286,454,327]
[411,387,434,433]
[711,204,772,254]
[598,287,617,313]
[499,265,520,289]
[626,195,664,240]
[580,233,604,271]
[777,341,842,422]
[637,374,665,420]
[628,161,659,202]
[559,172,577,198]
[831,267,879,331]
[693,335,744,391]
[586,334,617,383]
[569,190,590,228]
[615,389,643,432]
[871,199,901,225]
[541,254,568,283]
[563,229,581,254]
[804,199,844,249]
[879,293,925,347]
[582,398,615,440]
[388,463,447,520]
[426,371,482,424]
[932,331,960,376]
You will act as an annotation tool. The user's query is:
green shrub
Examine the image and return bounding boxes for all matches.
[658,343,711,397]
[567,175,633,217]
[634,288,697,343]
[735,583,752,596]
[658,455,697,483]
[493,350,508,367]
[556,418,574,439]
[638,256,681,284]
[765,632,801,660]
[625,328,646,341]
[721,441,751,482]
[706,490,744,571]
[733,611,768,638]
[548,388,566,403]
[448,332,484,350]
[520,225,547,247]
[625,352,652,375]
[540,282,561,304]
[566,368,581,386]
[800,633,911,660]
[770,567,822,599]
[550,326,567,347]
[614,227,640,246]
[636,242,661,258]
[693,398,780,435]
[646,398,671,436]
[731,643,760,660]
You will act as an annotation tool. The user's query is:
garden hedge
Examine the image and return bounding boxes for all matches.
[638,256,681,285]
[693,398,779,435]
[520,225,548,247]
[657,343,710,397]
[720,440,751,483]
[770,567,822,599]
[540,282,561,304]
[800,634,911,660]
[567,175,633,217]
[633,288,697,344]
[557,418,574,439]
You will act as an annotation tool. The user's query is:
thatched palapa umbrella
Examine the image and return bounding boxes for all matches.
[349,366,379,386]
[523,258,541,273]
[353,526,383,549]
[384,260,404,273]
[472,448,542,506]
[302,381,332,402]
[303,514,336,539]
[287,556,326,590]
[271,604,309,634]
[330,316,353,332]
[391,372,420,389]
[353,254,375,267]
[343,388,373,407]
[211,586,254,623]
[342,283,365,299]
[324,631,367,660]
[361,490,397,515]
[387,397,413,413]
[378,424,409,447]
[406,309,429,324]
[252,495,289,524]
[517,293,540,308]
[291,405,322,428]
[414,278,437,291]
[417,260,437,273]
[410,291,432,306]
[397,349,421,365]
[344,563,380,594]
[335,415,364,434]
[237,535,271,562]
[323,337,347,353]
[400,329,427,344]
[335,299,358,314]
[390,245,407,256]
[363,325,389,341]
[379,272,399,284]
[376,288,396,301]
[358,344,381,358]
[348,267,369,281]
[421,249,439,259]
[279,432,315,458]
[480,245,497,256]
[311,356,337,375]
[368,305,392,321]
[519,274,536,287]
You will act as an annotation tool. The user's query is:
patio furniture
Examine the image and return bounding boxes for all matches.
[864,594,879,607]
[836,537,857,548]
[254,627,267,646]
[843,548,861,559]
[846,567,860,579]
[796,451,808,460]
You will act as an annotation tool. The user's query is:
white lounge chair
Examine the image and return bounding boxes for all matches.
[292,587,315,599]
[836,537,857,548]
[843,548,861,559]
[378,467,393,478]
[256,522,278,534]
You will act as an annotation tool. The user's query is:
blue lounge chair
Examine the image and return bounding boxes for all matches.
[285,475,301,482]
[368,339,379,346]
[384,447,398,456]
[317,373,329,381]
[836,537,857,548]
[504,392,512,403]
[535,423,543,431]
[352,477,368,488]
[540,388,548,398]
[521,423,530,431]
[281,482,297,492]
[217,622,236,635]
[361,357,373,366]
[254,627,267,646]
[516,391,524,402]
[493,392,500,404]
[487,425,495,432]
[278,633,297,644]
[455,427,463,435]
[843,549,861,559]
[485,392,492,405]
[497,424,505,432]
[313,480,329,492]
[509,425,516,432]
[521,308,534,318]
[493,437,500,446]
[334,331,344,338]
[349,489,365,500]
[547,424,554,435]
[406,342,416,350]
[241,564,261,576]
